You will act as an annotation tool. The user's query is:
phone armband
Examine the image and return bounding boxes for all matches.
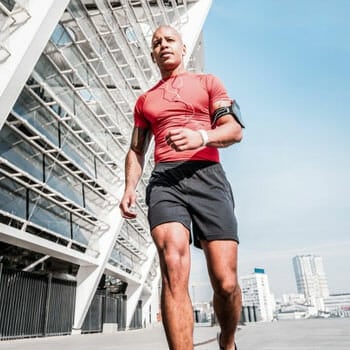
[212,101,245,128]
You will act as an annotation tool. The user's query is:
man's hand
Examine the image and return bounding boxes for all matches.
[165,128,205,151]
[119,189,138,219]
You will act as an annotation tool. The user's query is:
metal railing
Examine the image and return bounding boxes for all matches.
[0,264,76,340]
[81,290,128,333]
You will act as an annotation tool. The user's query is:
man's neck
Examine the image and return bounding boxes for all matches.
[160,66,186,80]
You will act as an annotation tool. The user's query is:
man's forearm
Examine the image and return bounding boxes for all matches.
[124,149,144,191]
[206,119,243,148]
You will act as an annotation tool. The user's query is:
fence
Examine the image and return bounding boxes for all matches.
[82,291,129,333]
[0,264,142,338]
[0,264,76,340]
[81,291,144,332]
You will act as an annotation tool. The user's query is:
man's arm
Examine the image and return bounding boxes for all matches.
[205,113,243,148]
[205,99,243,147]
[165,113,243,152]
[119,126,150,218]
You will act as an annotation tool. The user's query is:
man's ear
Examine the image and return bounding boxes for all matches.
[151,52,156,63]
[182,44,187,57]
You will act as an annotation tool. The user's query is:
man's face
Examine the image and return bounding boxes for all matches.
[151,26,186,72]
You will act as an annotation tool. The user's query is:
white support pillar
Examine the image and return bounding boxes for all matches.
[141,266,161,327]
[0,0,70,130]
[179,0,213,67]
[125,244,158,328]
[72,197,126,331]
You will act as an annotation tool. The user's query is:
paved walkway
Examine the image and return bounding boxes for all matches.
[1,318,350,349]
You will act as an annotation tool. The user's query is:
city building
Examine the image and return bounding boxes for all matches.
[240,268,275,322]
[275,293,317,320]
[0,0,212,339]
[324,293,350,318]
[193,301,212,325]
[281,293,306,306]
[293,255,329,312]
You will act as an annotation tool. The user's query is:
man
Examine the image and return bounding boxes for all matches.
[119,25,243,350]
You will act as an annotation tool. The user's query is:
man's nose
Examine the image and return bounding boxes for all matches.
[160,39,168,48]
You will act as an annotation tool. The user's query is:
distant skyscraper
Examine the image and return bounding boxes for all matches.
[240,268,275,321]
[293,255,329,310]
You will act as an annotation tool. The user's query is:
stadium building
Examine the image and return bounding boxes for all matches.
[0,0,212,339]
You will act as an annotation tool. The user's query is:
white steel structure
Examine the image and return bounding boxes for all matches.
[293,255,330,311]
[0,0,212,332]
[240,268,275,322]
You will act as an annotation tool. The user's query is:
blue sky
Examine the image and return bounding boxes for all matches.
[190,0,350,299]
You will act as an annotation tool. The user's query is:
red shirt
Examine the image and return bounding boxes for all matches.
[134,72,231,163]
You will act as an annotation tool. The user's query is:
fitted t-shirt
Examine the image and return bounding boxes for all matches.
[134,72,231,163]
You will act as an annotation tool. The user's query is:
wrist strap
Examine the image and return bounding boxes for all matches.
[198,129,209,146]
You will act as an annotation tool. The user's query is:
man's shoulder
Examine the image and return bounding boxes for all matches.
[136,81,161,102]
[188,72,220,85]
[200,72,219,81]
[139,80,163,99]
[185,72,213,79]
[182,72,220,89]
[135,80,164,111]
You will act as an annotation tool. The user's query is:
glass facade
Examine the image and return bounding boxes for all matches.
[0,0,208,330]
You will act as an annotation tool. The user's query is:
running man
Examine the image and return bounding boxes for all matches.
[120,25,244,350]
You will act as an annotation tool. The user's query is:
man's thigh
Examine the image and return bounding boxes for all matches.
[152,222,190,251]
[152,222,191,277]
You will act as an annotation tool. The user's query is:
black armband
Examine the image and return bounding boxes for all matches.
[212,101,245,128]
[130,127,151,155]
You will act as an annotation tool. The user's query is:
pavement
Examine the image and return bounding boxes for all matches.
[1,318,350,349]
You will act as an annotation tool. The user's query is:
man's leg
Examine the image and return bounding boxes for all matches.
[201,240,241,350]
[152,222,193,350]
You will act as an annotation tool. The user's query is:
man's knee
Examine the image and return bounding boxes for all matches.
[159,250,189,286]
[162,251,186,271]
[213,278,240,298]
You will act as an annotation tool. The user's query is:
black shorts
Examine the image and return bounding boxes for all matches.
[145,161,239,248]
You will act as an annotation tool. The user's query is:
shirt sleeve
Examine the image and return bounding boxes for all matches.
[134,94,150,129]
[206,74,232,117]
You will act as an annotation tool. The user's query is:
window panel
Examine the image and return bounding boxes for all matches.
[0,176,27,219]
[0,126,43,182]
[29,193,71,238]
[45,157,83,207]
[60,123,95,177]
[71,214,94,245]
[14,92,59,146]
[50,23,74,48]
[83,185,107,213]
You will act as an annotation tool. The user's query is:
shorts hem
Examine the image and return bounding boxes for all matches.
[195,237,240,249]
[149,220,191,234]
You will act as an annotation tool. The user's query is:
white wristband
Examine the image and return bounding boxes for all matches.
[198,129,209,146]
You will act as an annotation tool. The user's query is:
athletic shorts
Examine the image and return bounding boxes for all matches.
[145,161,239,248]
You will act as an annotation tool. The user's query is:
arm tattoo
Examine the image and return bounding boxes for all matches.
[130,127,151,155]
